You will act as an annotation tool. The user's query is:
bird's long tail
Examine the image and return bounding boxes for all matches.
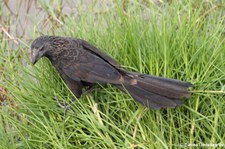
[115,72,192,109]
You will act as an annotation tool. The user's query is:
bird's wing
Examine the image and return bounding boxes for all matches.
[80,39,120,68]
[59,71,83,97]
[61,48,123,84]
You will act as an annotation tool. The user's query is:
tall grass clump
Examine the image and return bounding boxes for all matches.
[0,0,224,148]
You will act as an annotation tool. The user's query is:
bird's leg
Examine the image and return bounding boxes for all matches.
[54,97,75,118]
[81,82,97,95]
[82,85,97,95]
[63,97,76,117]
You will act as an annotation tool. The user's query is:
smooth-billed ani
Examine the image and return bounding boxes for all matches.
[30,35,192,109]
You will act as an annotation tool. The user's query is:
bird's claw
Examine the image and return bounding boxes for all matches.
[54,97,76,118]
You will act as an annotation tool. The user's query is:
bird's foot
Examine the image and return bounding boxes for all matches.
[54,97,76,118]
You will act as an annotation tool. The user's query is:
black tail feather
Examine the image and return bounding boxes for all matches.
[115,73,192,109]
[136,74,192,98]
[116,84,183,109]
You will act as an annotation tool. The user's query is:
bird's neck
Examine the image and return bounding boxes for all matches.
[44,49,63,66]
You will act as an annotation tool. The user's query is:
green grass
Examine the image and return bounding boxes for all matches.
[1,0,225,148]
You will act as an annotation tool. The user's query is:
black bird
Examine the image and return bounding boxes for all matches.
[31,35,192,109]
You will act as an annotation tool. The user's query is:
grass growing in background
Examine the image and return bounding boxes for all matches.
[0,0,225,148]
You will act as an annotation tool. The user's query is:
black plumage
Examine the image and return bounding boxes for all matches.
[30,35,192,109]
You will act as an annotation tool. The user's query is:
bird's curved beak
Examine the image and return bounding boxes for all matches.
[31,48,39,65]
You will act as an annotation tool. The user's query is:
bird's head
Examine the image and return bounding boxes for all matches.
[30,36,52,64]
